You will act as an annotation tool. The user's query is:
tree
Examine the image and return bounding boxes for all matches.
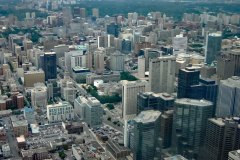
[106,103,114,110]
[120,72,138,81]
[58,151,66,160]
[107,117,111,121]
[63,144,69,150]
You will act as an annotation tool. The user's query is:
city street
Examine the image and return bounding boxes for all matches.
[2,117,21,159]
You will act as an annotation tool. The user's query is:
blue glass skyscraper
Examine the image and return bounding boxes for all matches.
[43,52,57,81]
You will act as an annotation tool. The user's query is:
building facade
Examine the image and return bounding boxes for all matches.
[149,56,176,94]
[173,99,213,159]
[216,76,240,117]
[122,80,149,119]
[43,52,57,80]
[205,32,222,64]
[128,110,161,160]
[203,117,240,160]
[47,101,74,123]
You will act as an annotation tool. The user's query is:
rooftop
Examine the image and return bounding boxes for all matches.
[46,101,72,108]
[17,135,26,143]
[221,76,240,88]
[134,110,161,124]
[209,117,240,127]
[11,115,28,127]
[175,98,213,107]
[164,155,188,160]
[44,52,56,55]
[229,150,240,159]
[209,32,222,37]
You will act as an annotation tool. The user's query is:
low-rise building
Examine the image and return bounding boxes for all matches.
[47,101,74,123]
[2,143,10,158]
[86,72,120,85]
[72,67,91,82]
[106,140,131,160]
[21,147,50,160]
[11,115,28,137]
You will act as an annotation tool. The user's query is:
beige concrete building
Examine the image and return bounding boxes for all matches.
[24,69,45,87]
[11,115,28,137]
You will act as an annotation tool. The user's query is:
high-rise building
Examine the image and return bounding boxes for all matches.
[74,96,103,128]
[216,76,240,117]
[177,68,218,109]
[92,8,99,18]
[31,83,47,108]
[107,23,119,37]
[203,117,240,160]
[43,52,57,81]
[80,8,86,18]
[127,110,161,160]
[173,99,213,159]
[62,7,72,25]
[93,49,105,74]
[177,68,200,98]
[73,7,80,18]
[228,49,240,76]
[172,34,188,55]
[149,56,176,94]
[122,80,149,119]
[137,92,174,113]
[205,32,222,64]
[110,51,125,71]
[121,39,132,54]
[160,110,174,149]
[65,47,87,73]
[141,48,161,71]
[217,55,235,80]
[138,56,146,78]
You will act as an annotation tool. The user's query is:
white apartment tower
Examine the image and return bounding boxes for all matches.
[149,56,176,94]
[122,80,149,119]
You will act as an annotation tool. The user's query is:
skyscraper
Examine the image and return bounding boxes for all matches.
[203,117,240,160]
[43,52,57,81]
[137,92,174,113]
[122,39,132,54]
[93,49,105,74]
[110,51,125,71]
[122,80,149,119]
[229,49,240,76]
[177,68,200,98]
[149,56,176,94]
[217,55,235,80]
[128,110,161,160]
[107,23,119,37]
[205,32,222,64]
[160,110,174,149]
[173,99,213,159]
[177,68,218,110]
[216,76,240,117]
[92,8,99,18]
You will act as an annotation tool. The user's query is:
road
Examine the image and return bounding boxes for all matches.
[2,117,21,159]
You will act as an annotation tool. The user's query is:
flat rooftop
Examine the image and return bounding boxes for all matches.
[164,155,188,160]
[134,110,161,124]
[221,76,240,88]
[175,98,213,107]
[11,115,28,127]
